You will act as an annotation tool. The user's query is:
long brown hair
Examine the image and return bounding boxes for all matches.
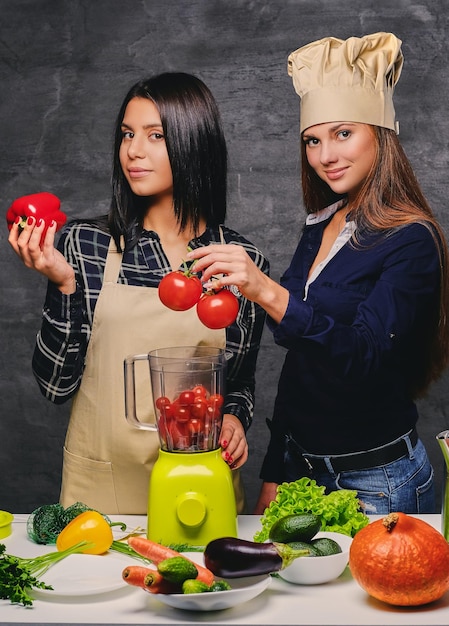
[301,125,449,395]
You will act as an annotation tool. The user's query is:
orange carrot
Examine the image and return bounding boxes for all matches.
[143,570,180,594]
[122,565,155,588]
[128,536,179,564]
[127,536,215,586]
[122,565,180,594]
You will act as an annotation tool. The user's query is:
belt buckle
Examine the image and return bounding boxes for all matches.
[286,436,314,476]
[302,455,314,474]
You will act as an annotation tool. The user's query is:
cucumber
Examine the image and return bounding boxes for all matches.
[287,540,323,557]
[269,513,322,543]
[209,580,232,592]
[182,579,210,594]
[310,537,342,556]
[157,556,198,584]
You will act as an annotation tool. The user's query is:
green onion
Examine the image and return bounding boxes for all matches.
[0,540,93,606]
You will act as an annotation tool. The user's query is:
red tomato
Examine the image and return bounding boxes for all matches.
[157,415,172,446]
[207,404,222,420]
[158,271,202,311]
[188,418,202,435]
[196,289,239,329]
[178,390,195,405]
[156,396,171,410]
[155,396,173,419]
[192,384,208,398]
[191,397,208,419]
[172,401,191,423]
[169,421,190,449]
[209,393,224,409]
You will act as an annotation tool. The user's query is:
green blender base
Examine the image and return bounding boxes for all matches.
[147,448,238,546]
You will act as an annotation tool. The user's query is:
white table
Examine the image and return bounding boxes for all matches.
[1,513,448,625]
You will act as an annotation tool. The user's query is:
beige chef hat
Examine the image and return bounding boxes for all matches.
[288,32,403,133]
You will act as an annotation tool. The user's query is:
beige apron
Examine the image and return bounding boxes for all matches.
[60,238,245,514]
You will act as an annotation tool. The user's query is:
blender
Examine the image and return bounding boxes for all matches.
[124,346,237,545]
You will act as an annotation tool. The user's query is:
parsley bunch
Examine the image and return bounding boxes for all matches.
[0,540,92,606]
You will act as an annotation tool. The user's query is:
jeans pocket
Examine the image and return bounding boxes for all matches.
[335,469,390,515]
[415,464,435,514]
[387,443,435,513]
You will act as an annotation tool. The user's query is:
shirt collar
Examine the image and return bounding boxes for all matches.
[305,199,349,225]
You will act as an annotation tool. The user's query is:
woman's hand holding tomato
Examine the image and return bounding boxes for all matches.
[186,244,267,303]
[187,243,289,325]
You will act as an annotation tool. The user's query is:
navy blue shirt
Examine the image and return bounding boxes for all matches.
[261,204,442,483]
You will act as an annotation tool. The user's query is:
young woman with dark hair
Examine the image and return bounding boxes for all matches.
[8,72,269,514]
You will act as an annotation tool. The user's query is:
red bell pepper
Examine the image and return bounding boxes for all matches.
[6,192,67,238]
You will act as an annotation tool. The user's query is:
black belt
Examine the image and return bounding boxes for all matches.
[299,428,418,473]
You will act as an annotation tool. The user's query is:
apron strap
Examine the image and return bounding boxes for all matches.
[104,236,124,284]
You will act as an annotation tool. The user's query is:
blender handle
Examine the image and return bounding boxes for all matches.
[124,354,157,431]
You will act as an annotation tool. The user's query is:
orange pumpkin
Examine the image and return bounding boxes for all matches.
[349,512,449,606]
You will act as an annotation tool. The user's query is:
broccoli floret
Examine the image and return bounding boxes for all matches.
[61,501,111,526]
[26,504,65,544]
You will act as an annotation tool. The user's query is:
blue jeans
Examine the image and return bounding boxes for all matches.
[284,435,435,514]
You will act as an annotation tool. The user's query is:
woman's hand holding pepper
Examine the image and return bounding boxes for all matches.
[220,413,248,469]
[8,217,76,294]
[186,244,289,324]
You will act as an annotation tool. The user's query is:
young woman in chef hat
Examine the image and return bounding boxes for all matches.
[188,32,449,515]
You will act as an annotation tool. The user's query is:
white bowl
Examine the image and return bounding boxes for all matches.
[278,531,352,585]
[149,552,271,611]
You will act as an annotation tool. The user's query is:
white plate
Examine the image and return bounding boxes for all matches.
[33,552,130,597]
[149,552,271,612]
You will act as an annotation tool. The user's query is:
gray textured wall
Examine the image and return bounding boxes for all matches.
[1,0,449,516]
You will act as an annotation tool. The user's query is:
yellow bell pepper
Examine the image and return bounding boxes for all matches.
[56,510,113,555]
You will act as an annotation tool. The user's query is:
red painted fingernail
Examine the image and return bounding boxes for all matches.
[27,216,34,226]
[51,220,56,228]
[228,457,234,464]
[37,218,44,227]
[14,216,21,225]
[222,440,228,449]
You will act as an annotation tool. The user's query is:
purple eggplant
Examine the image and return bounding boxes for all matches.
[203,537,309,578]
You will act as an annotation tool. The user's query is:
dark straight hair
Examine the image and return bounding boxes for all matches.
[109,72,228,250]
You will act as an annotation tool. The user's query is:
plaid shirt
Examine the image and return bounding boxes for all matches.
[32,222,269,432]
